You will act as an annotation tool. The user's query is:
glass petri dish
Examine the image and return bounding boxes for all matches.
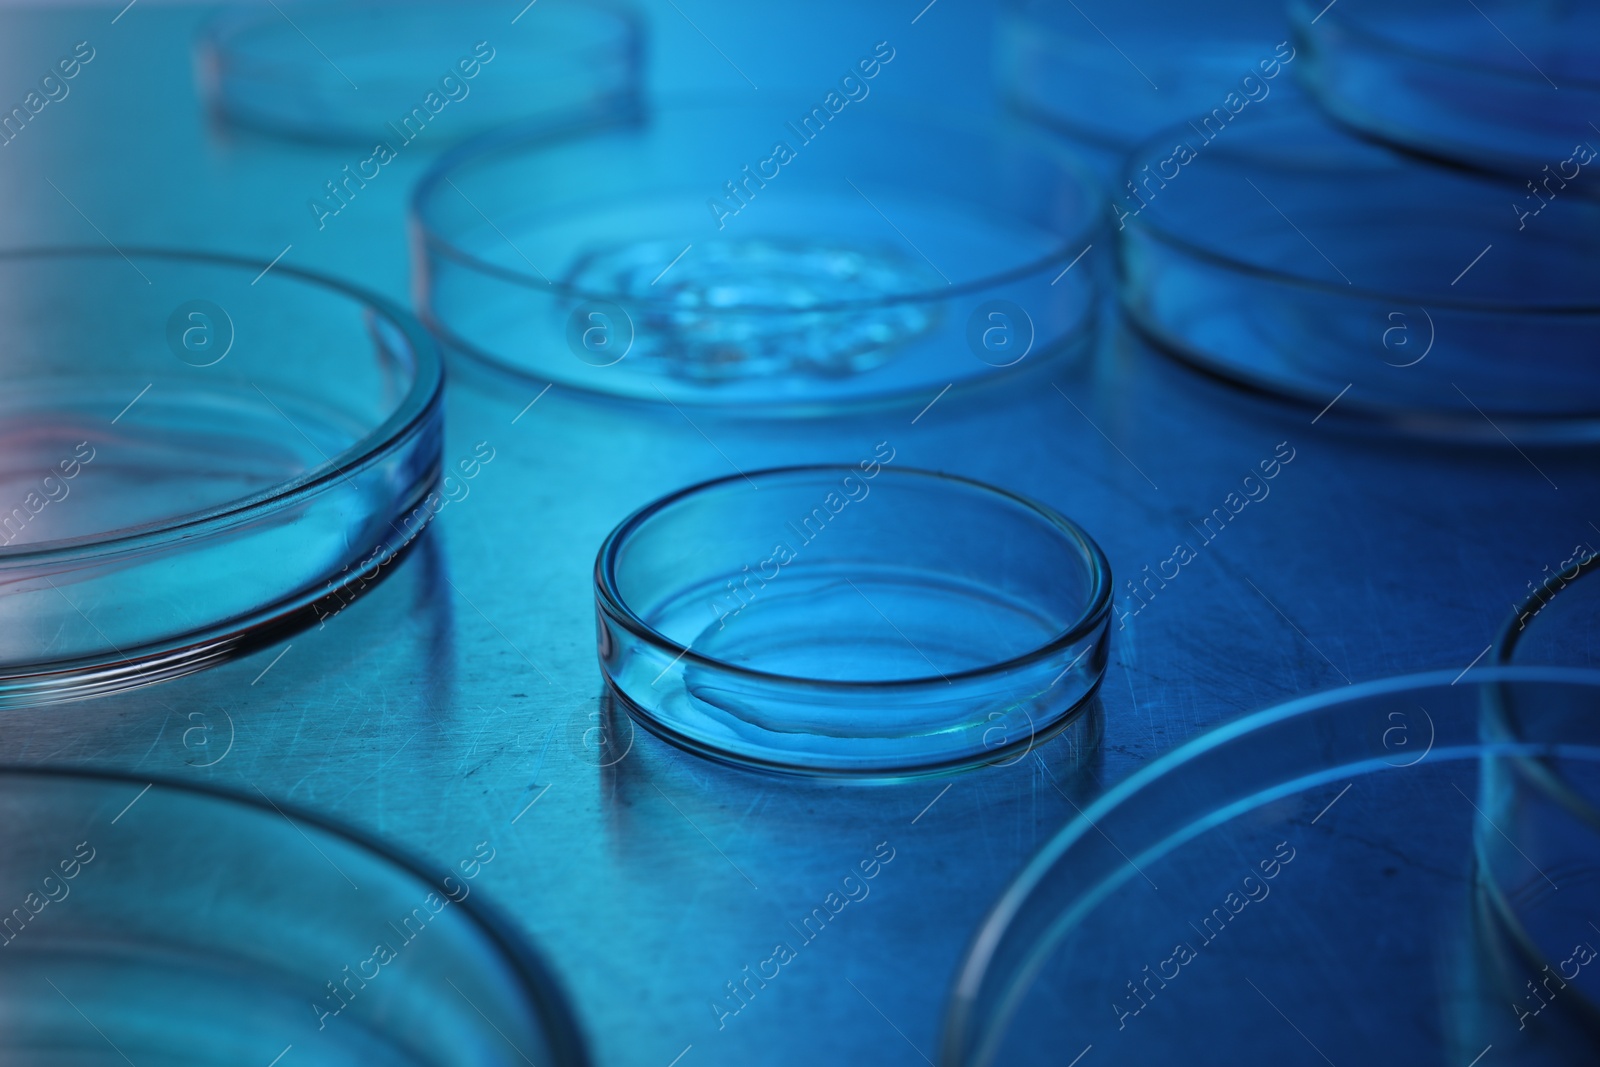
[1497,546,1600,669]
[593,465,1111,776]
[941,669,1600,1067]
[998,0,1298,177]
[0,767,587,1065]
[197,0,641,145]
[1490,549,1600,1026]
[0,247,441,708]
[1292,0,1600,180]
[1119,109,1600,438]
[413,101,1101,412]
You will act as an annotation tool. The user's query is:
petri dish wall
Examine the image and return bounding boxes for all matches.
[0,248,441,708]
[1293,0,1600,181]
[198,0,641,145]
[593,466,1111,777]
[1490,549,1600,1027]
[0,768,587,1065]
[1118,108,1600,438]
[942,669,1600,1066]
[413,100,1100,412]
[998,0,1296,177]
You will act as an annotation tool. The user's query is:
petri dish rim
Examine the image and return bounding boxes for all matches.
[411,101,1104,316]
[594,464,1114,692]
[1289,0,1600,95]
[196,0,644,146]
[940,665,1600,1066]
[1118,118,1600,316]
[0,245,444,566]
[0,762,593,1067]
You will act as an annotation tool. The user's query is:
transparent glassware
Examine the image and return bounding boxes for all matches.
[941,669,1600,1066]
[413,101,1100,411]
[0,248,441,708]
[593,465,1111,776]
[1292,0,1600,180]
[0,768,587,1065]
[998,0,1297,177]
[1118,109,1600,439]
[197,0,640,145]
[1489,551,1600,1027]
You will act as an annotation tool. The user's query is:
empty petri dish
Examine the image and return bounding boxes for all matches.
[941,669,1600,1066]
[1293,0,1600,180]
[999,0,1298,177]
[198,0,640,145]
[413,101,1100,411]
[0,767,587,1065]
[0,247,441,708]
[1119,109,1600,437]
[593,465,1111,776]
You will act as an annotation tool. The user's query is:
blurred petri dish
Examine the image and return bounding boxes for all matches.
[1292,0,1600,180]
[593,465,1111,776]
[1497,545,1600,669]
[413,101,1101,412]
[1118,109,1600,438]
[198,0,640,145]
[0,247,441,708]
[1490,547,1600,1025]
[999,0,1298,177]
[0,767,587,1065]
[941,669,1600,1067]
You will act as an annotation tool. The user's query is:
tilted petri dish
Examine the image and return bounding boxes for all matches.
[0,767,587,1066]
[0,248,441,708]
[1292,0,1600,181]
[593,465,1111,776]
[197,0,641,145]
[1118,108,1600,438]
[941,669,1600,1067]
[998,0,1299,177]
[413,100,1101,412]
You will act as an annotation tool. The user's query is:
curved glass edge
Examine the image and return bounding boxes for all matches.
[591,465,1113,777]
[0,764,593,1067]
[1290,0,1600,178]
[195,0,644,147]
[0,246,445,707]
[940,666,1600,1066]
[0,246,446,564]
[410,103,1104,410]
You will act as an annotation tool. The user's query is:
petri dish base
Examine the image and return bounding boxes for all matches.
[594,466,1112,777]
[0,248,442,708]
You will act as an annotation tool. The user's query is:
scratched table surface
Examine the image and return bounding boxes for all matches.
[1,2,1595,1065]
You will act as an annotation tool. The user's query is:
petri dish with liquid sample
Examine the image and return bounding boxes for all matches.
[413,100,1101,413]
